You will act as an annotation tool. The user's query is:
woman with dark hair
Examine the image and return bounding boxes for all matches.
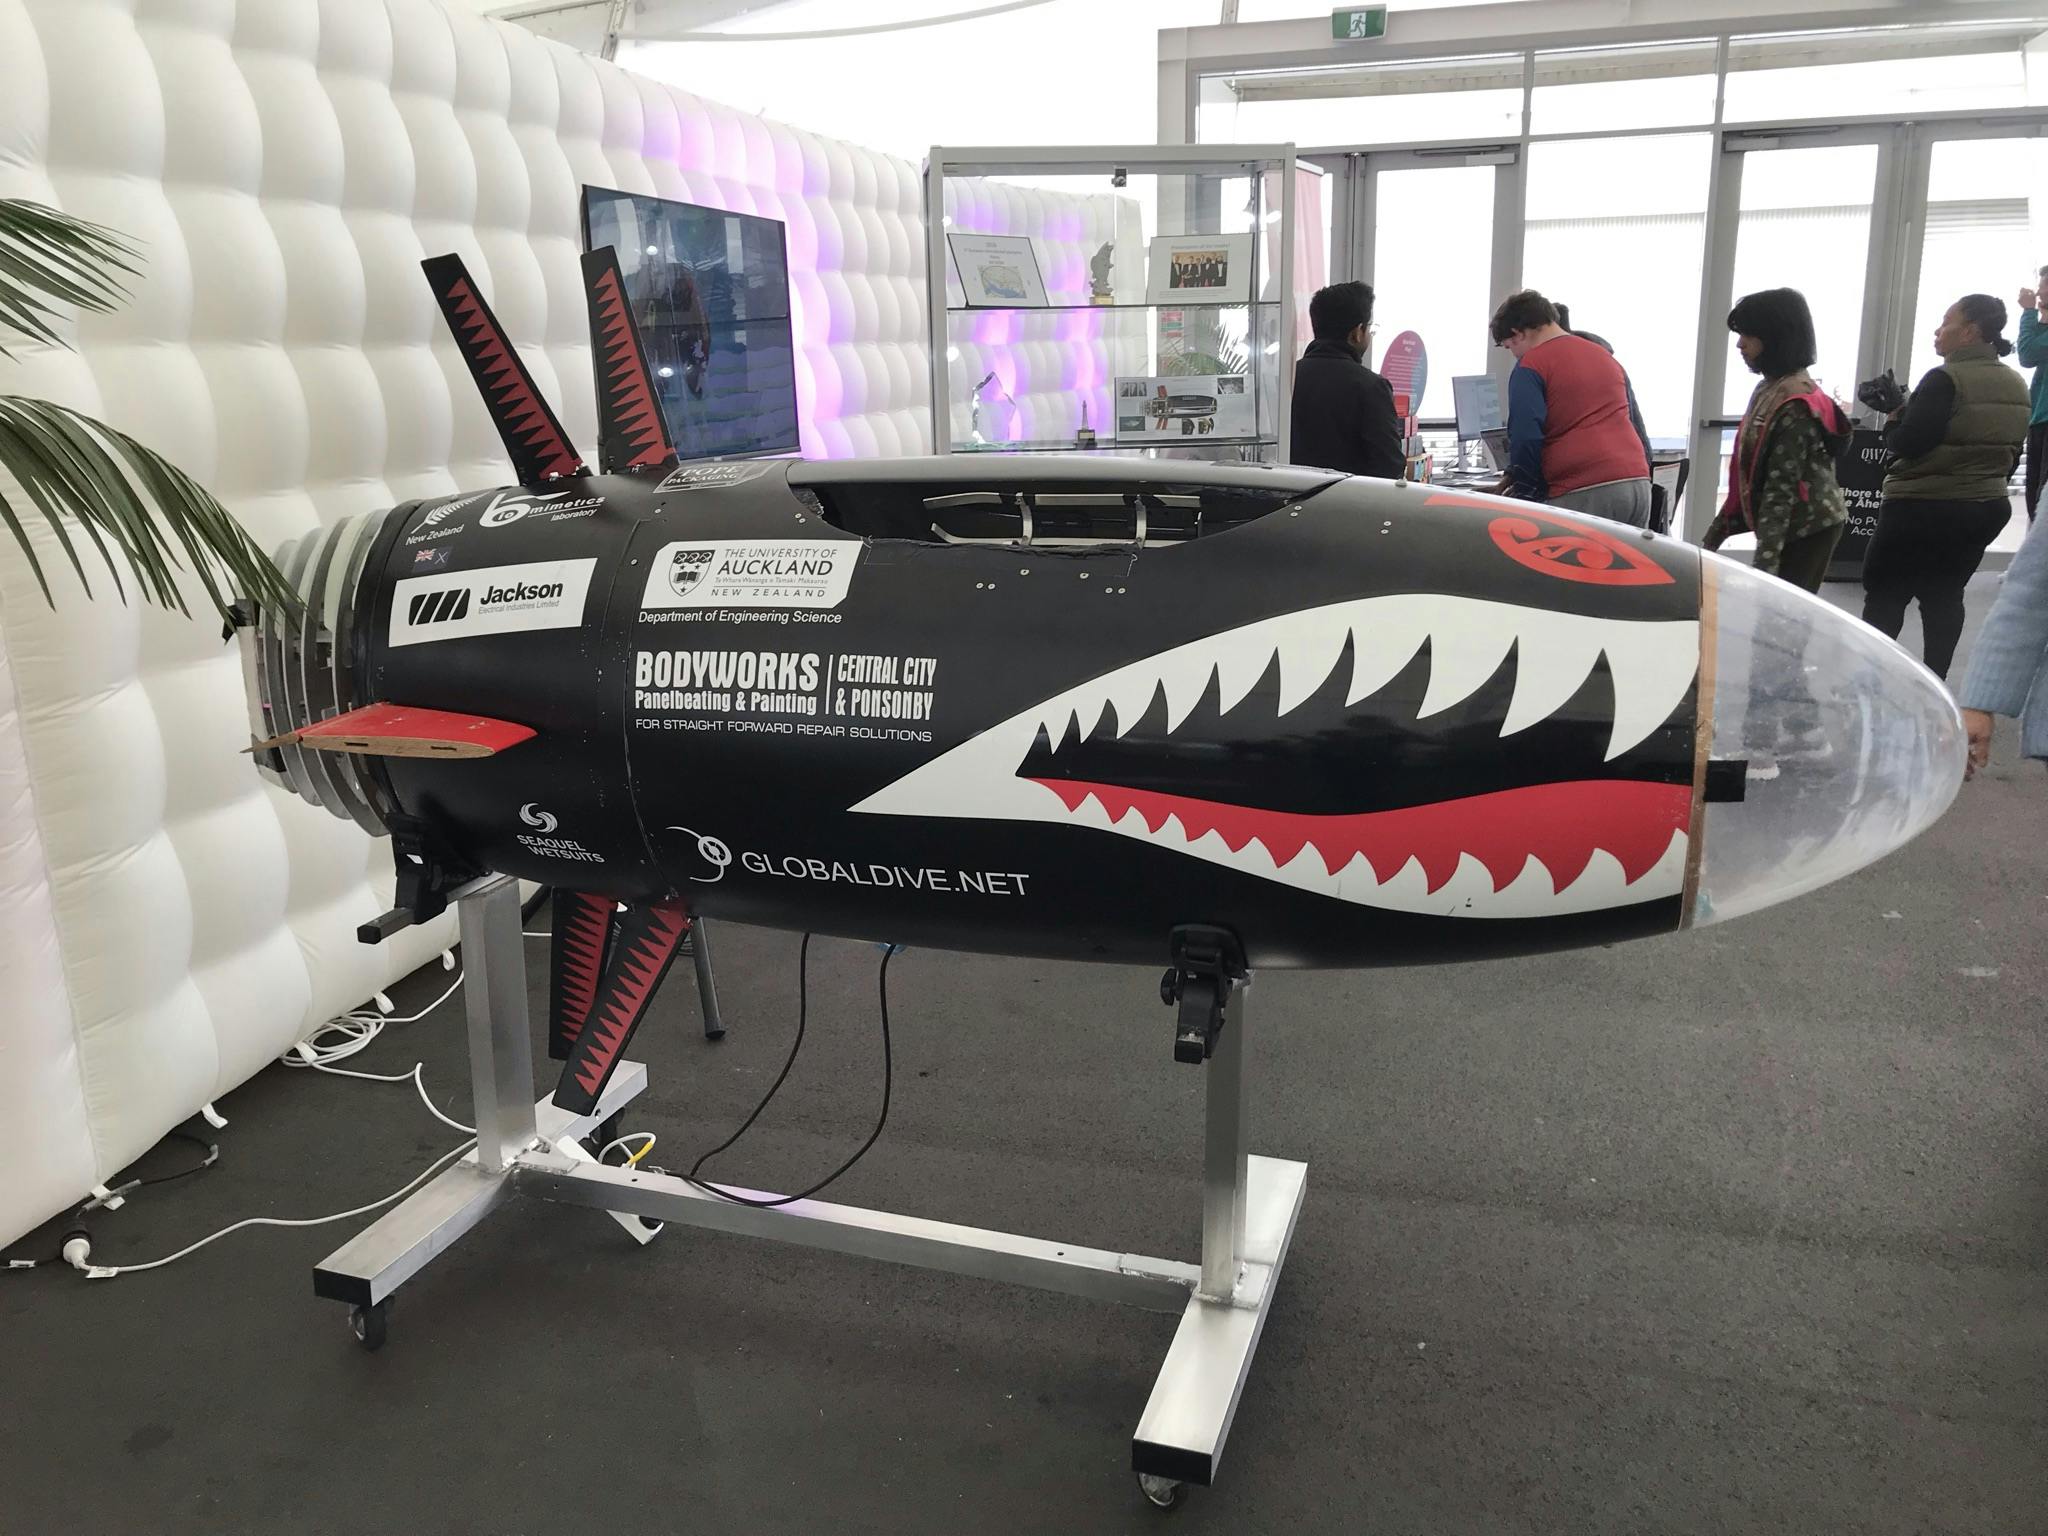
[1861,293,2031,677]
[1702,287,1849,591]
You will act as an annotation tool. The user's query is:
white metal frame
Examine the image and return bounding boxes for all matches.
[1167,2,2048,538]
[924,144,1300,462]
[314,875,1308,1498]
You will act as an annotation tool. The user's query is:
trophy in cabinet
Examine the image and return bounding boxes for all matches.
[1088,241,1114,305]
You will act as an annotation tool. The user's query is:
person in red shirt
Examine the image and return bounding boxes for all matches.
[1489,289,1652,526]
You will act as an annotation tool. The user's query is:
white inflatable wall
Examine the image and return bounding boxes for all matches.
[0,0,1134,1245]
[942,178,1149,450]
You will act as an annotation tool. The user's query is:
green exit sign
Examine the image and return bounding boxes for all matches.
[1332,6,1387,40]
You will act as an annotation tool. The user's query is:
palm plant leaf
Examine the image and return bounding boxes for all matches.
[0,197,295,619]
[0,200,138,358]
[0,397,297,617]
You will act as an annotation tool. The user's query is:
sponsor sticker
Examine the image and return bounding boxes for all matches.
[389,558,597,648]
[412,546,451,569]
[631,647,938,742]
[656,461,775,493]
[403,491,486,544]
[640,540,858,611]
[739,851,1029,896]
[514,802,605,863]
[659,827,1025,895]
[478,488,605,527]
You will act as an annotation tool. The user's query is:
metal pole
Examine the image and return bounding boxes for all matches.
[690,917,725,1039]
[458,875,538,1172]
[1200,979,1249,1302]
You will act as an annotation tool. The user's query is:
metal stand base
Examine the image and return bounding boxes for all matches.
[314,876,1306,1497]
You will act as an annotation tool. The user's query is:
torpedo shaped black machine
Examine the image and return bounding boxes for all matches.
[241,246,1963,1106]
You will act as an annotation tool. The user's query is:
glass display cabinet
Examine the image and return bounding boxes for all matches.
[923,144,1300,461]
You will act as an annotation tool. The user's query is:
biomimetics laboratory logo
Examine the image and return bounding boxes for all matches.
[668,547,715,599]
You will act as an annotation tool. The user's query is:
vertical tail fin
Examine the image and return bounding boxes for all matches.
[547,889,617,1061]
[421,253,587,484]
[581,246,678,474]
[550,899,692,1117]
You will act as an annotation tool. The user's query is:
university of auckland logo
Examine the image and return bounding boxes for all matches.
[668,547,715,599]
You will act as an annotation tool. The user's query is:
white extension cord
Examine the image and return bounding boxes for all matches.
[67,954,478,1279]
[54,929,659,1278]
[72,1140,479,1279]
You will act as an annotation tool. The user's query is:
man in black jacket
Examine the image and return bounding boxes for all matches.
[1289,281,1404,479]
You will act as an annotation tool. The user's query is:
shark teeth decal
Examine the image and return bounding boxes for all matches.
[851,594,1700,919]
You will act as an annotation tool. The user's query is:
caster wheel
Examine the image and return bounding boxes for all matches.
[349,1300,389,1352]
[1136,1472,1183,1511]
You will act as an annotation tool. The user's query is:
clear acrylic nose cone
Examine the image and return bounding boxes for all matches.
[1690,553,1964,927]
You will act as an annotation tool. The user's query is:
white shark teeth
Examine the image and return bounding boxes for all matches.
[1157,652,1217,733]
[1418,622,1519,721]
[1499,613,1608,739]
[1602,620,1699,760]
[1276,610,1358,715]
[1047,597,1695,752]
[1344,601,1432,706]
[1214,633,1273,714]
[849,594,1702,835]
[1101,669,1166,740]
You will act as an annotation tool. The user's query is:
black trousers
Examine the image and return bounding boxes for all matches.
[2029,421,2048,521]
[1775,523,1845,594]
[1860,496,2010,678]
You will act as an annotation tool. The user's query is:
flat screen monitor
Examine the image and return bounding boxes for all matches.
[581,185,800,461]
[1452,374,1503,441]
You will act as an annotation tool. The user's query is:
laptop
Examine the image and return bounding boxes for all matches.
[1481,428,1511,472]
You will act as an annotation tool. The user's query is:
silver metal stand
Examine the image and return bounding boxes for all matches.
[314,876,1306,1500]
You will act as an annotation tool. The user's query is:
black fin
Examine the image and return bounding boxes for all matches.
[421,253,586,483]
[581,247,677,474]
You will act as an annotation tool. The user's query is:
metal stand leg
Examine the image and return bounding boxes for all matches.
[311,895,1304,1499]
[689,917,725,1040]
[313,876,652,1314]
[459,876,538,1172]
[1132,981,1307,1490]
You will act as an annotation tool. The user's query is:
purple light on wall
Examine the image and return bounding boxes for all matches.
[647,97,861,454]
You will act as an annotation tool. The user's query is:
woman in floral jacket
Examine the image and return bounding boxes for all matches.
[1703,288,1851,592]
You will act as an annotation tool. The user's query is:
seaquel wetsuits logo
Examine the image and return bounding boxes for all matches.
[389,558,597,648]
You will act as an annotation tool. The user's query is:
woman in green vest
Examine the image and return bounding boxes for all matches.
[1861,293,2031,678]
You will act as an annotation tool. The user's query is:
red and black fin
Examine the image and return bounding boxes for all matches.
[247,702,534,759]
[421,253,587,484]
[547,890,617,1061]
[581,246,677,475]
[550,899,691,1116]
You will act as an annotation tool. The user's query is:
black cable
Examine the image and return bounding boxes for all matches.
[7,1127,218,1270]
[686,935,897,1209]
[687,933,810,1181]
[129,1129,220,1190]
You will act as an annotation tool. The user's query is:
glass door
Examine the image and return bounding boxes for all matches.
[1299,146,1517,427]
[1361,151,1505,423]
[1689,128,1893,536]
[1898,129,2048,555]
[1522,133,1714,448]
[1903,134,2048,385]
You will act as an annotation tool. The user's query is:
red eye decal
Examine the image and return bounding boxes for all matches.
[1487,512,1674,586]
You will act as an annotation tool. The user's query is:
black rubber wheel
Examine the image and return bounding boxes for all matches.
[349,1300,389,1352]
[1136,1473,1183,1511]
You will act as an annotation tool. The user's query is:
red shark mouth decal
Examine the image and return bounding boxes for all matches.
[1029,777,1690,895]
[852,592,1702,917]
